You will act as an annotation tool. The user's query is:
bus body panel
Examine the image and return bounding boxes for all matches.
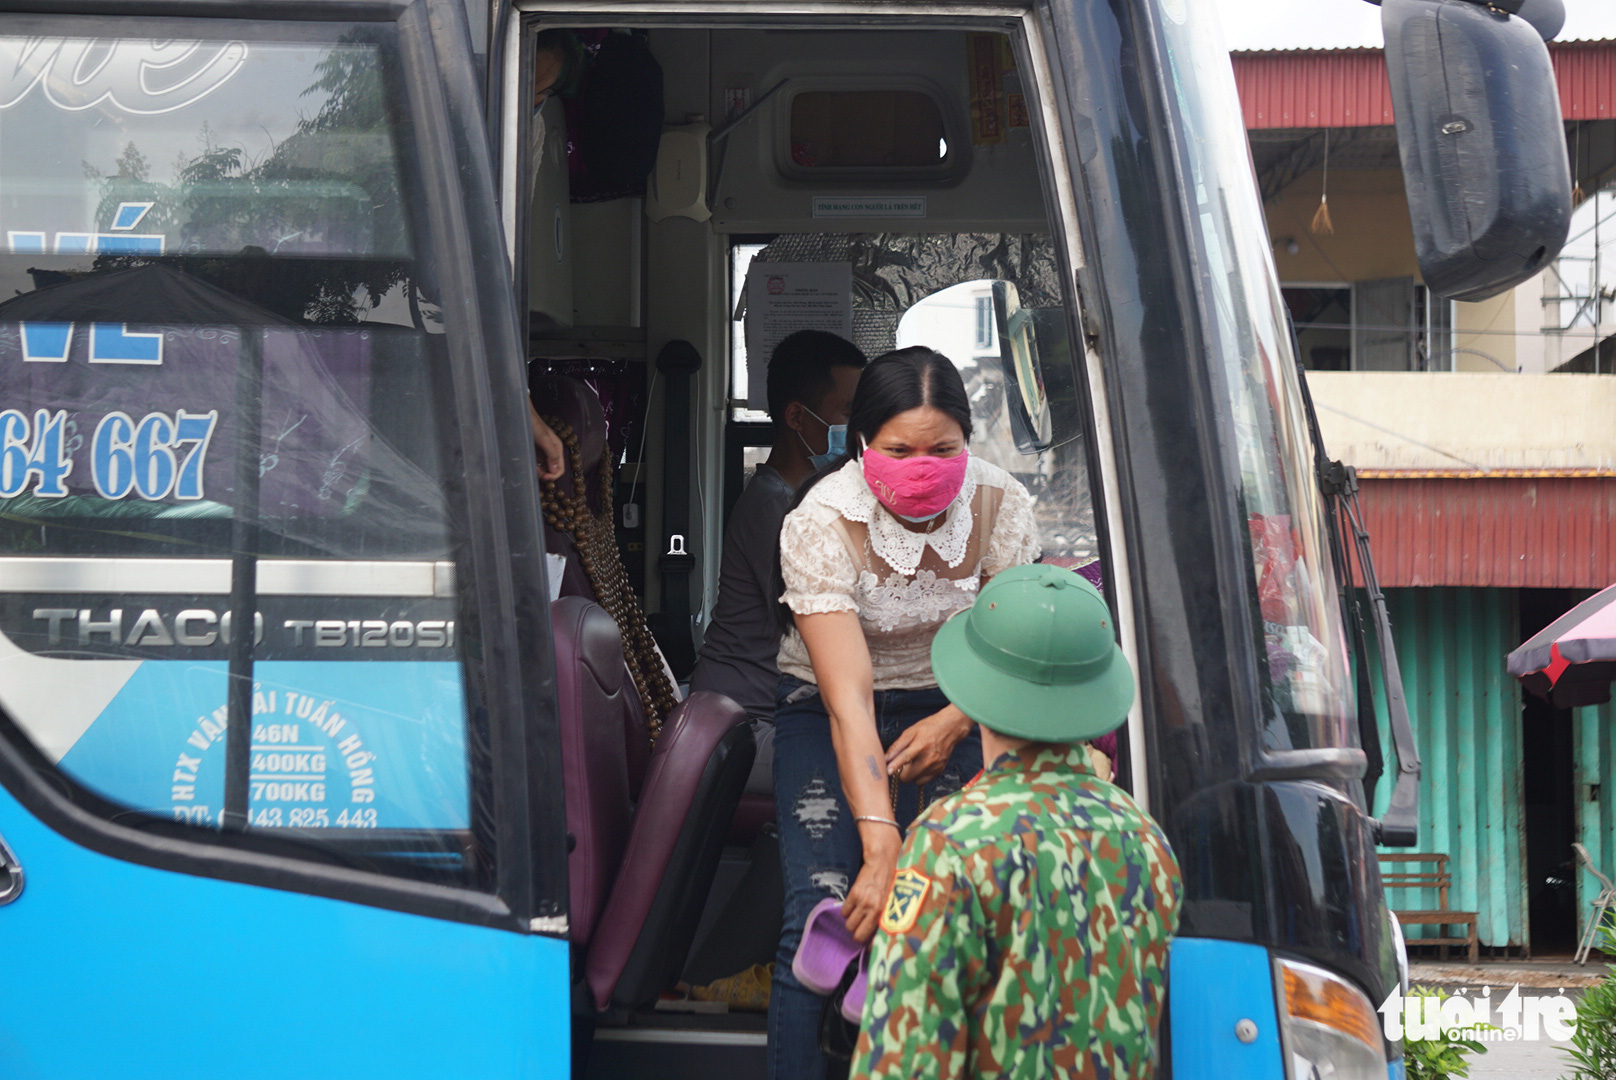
[1167,938,1285,1080]
[0,783,569,1079]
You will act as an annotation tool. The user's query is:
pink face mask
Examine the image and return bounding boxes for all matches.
[860,440,970,522]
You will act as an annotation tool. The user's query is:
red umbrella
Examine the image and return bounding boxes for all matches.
[1509,584,1616,708]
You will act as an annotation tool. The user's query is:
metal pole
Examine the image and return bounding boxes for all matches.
[222,326,263,832]
[1596,188,1604,374]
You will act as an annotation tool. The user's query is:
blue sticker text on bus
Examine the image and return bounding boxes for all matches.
[109,203,155,231]
[6,215,171,365]
[91,410,218,501]
[0,407,217,501]
[7,226,165,257]
[21,321,166,366]
[0,409,72,497]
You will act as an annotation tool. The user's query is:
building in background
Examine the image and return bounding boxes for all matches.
[1232,39,1616,956]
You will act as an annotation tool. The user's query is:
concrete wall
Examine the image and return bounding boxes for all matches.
[1267,167,1416,284]
[1454,290,1517,373]
[1308,371,1616,472]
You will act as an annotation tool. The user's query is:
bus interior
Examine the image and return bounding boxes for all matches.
[517,15,1108,1071]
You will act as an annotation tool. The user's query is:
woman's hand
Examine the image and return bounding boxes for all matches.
[885,704,974,787]
[843,821,901,944]
[528,400,565,482]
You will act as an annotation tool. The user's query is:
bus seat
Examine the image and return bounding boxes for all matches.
[551,596,755,1011]
[728,792,776,846]
[582,691,754,1012]
[551,595,635,948]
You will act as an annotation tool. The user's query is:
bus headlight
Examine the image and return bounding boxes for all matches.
[1276,958,1388,1080]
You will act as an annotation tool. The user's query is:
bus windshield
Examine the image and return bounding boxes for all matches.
[1156,7,1355,755]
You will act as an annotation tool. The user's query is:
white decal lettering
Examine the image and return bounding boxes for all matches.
[0,37,249,115]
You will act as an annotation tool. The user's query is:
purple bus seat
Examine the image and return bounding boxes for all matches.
[551,596,754,1012]
[551,595,634,948]
[583,688,754,1012]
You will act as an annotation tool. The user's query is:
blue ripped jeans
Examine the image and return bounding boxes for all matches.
[768,673,982,1080]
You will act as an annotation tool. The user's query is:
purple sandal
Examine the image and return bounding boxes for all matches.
[839,950,870,1023]
[792,896,863,995]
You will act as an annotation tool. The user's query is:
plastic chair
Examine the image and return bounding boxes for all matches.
[1573,843,1616,965]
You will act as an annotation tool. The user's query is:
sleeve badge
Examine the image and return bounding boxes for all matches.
[879,867,933,934]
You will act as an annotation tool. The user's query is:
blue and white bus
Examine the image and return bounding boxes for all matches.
[0,0,1569,1077]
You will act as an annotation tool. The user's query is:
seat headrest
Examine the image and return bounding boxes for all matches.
[533,374,609,476]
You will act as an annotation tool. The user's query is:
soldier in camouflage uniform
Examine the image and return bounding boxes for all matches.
[851,564,1182,1080]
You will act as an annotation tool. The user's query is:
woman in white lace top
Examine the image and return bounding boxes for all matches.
[767,348,1039,1080]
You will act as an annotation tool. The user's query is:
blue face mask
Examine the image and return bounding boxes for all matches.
[800,406,847,472]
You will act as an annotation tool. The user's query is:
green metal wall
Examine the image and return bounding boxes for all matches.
[1369,588,1529,951]
[1577,698,1616,948]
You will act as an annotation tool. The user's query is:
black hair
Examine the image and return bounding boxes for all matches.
[765,330,868,419]
[772,346,973,629]
[842,346,973,455]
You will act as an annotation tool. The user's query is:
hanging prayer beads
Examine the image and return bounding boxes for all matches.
[539,415,677,743]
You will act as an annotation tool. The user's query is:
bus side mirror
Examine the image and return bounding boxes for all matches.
[1381,0,1572,301]
[990,281,1053,453]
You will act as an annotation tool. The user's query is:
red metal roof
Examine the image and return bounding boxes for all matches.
[1354,476,1616,589]
[1232,41,1616,130]
[1233,49,1394,129]
[1555,41,1616,121]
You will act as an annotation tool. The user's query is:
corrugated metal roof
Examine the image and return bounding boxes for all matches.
[1231,47,1384,55]
[1370,588,1527,952]
[1233,41,1616,129]
[1231,37,1616,54]
[1233,50,1394,129]
[1356,477,1616,589]
[1555,41,1616,120]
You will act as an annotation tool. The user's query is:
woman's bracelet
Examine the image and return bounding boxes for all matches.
[855,814,901,831]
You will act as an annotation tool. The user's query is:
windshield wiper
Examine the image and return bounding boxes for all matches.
[1292,348,1421,847]
[1328,464,1420,845]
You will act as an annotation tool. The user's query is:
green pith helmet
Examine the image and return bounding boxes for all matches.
[931,563,1134,741]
